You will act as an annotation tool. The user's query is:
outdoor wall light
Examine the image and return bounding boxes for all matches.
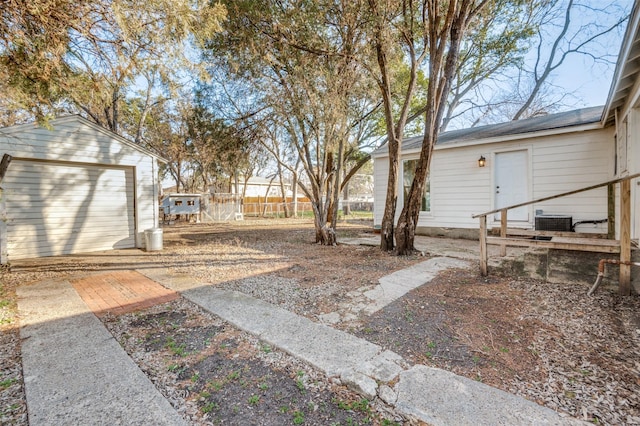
[478,155,486,167]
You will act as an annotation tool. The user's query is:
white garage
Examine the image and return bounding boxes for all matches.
[0,116,163,262]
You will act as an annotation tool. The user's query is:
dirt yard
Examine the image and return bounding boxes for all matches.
[1,218,640,425]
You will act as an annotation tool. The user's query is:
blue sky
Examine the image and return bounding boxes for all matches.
[555,50,622,108]
[534,0,633,109]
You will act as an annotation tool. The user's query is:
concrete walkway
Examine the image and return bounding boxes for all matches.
[17,254,583,425]
[143,268,581,426]
[17,278,187,426]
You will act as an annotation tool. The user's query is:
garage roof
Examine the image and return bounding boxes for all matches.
[0,115,168,163]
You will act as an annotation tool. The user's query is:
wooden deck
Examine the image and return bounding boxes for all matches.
[473,172,640,295]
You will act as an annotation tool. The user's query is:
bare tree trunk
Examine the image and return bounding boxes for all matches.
[342,176,350,217]
[312,194,337,246]
[276,162,289,218]
[367,0,426,252]
[262,175,276,217]
[292,168,299,217]
[314,210,336,245]
[330,140,345,229]
[134,74,159,145]
[395,0,483,255]
[311,151,338,246]
[174,161,182,193]
[299,141,335,245]
[396,139,432,254]
[237,174,244,196]
[380,139,399,251]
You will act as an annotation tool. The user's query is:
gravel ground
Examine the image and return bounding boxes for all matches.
[102,297,404,425]
[1,218,640,425]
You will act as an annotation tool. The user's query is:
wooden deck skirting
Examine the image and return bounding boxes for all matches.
[486,236,620,254]
[473,172,640,296]
[494,228,609,239]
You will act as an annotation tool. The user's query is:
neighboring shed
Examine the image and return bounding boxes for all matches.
[372,106,614,238]
[0,115,164,262]
[160,193,201,222]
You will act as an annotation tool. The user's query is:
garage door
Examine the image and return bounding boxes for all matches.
[3,160,135,259]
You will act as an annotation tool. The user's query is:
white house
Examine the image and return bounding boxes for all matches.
[371,1,640,294]
[0,115,164,262]
[373,0,640,249]
[234,176,292,198]
[373,106,614,238]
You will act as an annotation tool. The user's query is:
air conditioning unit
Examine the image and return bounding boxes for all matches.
[535,215,572,232]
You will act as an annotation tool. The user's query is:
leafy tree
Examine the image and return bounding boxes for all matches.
[367,0,549,252]
[392,0,492,255]
[365,0,430,251]
[372,0,613,254]
[1,0,225,132]
[1,1,86,120]
[206,0,379,244]
[136,99,192,192]
[131,91,253,194]
[438,0,541,130]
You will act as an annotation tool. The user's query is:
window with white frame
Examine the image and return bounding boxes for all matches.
[403,159,430,212]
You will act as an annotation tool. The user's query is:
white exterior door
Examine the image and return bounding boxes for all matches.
[3,160,136,259]
[494,150,529,221]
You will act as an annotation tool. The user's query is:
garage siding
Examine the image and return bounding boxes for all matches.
[4,160,135,259]
[0,116,162,262]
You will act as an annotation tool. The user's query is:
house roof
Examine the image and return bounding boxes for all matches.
[240,176,292,186]
[373,105,603,156]
[603,0,640,126]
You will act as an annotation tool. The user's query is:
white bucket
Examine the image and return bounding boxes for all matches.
[144,228,163,251]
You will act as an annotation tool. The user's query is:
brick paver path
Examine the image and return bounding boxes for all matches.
[72,271,179,316]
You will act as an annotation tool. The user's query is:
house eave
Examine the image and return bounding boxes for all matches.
[602,2,640,126]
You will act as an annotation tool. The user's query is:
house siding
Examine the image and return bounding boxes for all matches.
[633,108,640,240]
[530,129,613,233]
[373,155,389,227]
[0,116,160,260]
[373,126,614,235]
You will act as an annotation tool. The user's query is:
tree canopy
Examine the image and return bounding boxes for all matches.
[0,0,630,250]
